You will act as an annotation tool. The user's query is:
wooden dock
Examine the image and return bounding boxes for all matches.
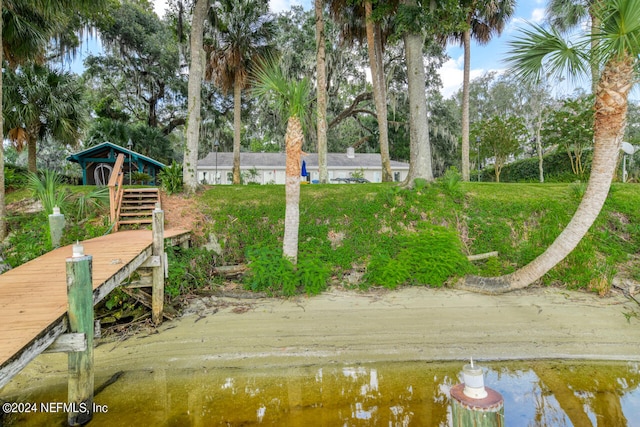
[0,228,190,389]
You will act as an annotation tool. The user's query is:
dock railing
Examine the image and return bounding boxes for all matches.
[108,154,125,231]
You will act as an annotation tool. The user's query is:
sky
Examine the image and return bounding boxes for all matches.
[148,0,548,99]
[116,0,585,100]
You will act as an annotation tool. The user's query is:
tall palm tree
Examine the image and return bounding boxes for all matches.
[457,0,640,294]
[184,0,209,193]
[448,0,515,182]
[3,64,87,173]
[205,0,275,185]
[253,59,311,264]
[0,0,108,240]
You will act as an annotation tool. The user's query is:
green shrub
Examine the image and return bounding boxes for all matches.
[129,171,153,185]
[165,246,216,298]
[244,246,297,295]
[159,161,183,195]
[437,166,464,200]
[243,246,332,296]
[363,226,473,289]
[296,256,332,295]
[5,165,27,190]
[26,170,69,214]
[479,149,592,182]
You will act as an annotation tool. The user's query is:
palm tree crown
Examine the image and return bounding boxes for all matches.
[3,64,87,172]
[206,0,275,94]
[205,0,275,184]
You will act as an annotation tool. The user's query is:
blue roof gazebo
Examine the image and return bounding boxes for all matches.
[67,142,165,186]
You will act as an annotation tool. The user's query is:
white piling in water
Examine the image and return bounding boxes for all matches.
[451,357,504,427]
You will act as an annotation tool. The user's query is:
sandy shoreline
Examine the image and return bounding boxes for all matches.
[2,286,640,393]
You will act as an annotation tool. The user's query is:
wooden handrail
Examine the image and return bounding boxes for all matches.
[108,154,126,230]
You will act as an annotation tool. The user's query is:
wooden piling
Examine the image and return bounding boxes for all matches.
[152,205,165,325]
[450,383,504,427]
[66,244,94,426]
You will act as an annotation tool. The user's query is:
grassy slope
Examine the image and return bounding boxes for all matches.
[197,181,640,293]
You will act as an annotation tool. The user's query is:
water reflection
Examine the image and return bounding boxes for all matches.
[1,361,638,426]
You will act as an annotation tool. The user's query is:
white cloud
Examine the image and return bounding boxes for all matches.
[531,8,545,24]
[152,0,168,18]
[438,55,488,99]
[270,0,306,12]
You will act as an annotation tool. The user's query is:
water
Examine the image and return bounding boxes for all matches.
[2,360,639,426]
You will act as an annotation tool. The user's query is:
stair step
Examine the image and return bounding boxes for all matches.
[117,219,153,225]
[115,187,160,230]
[119,212,154,218]
[123,188,159,194]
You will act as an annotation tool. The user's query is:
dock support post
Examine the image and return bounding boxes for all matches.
[49,206,65,248]
[66,243,94,426]
[152,204,165,325]
[451,384,504,426]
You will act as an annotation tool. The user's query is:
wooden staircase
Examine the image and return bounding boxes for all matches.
[108,153,161,231]
[116,188,160,230]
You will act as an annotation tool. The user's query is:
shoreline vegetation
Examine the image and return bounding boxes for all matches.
[3,179,640,329]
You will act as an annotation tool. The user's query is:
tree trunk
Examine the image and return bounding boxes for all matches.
[0,0,6,241]
[461,29,471,182]
[457,56,634,294]
[283,116,304,264]
[183,0,207,194]
[232,73,242,185]
[364,1,392,182]
[589,11,600,94]
[315,0,328,184]
[401,11,433,188]
[536,114,544,183]
[27,134,37,173]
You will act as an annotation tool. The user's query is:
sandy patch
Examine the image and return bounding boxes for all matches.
[3,286,639,394]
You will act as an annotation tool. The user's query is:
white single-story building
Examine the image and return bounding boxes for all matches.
[197,148,410,184]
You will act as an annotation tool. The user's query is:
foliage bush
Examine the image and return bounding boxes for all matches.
[478,149,592,182]
[363,226,473,289]
[26,170,69,215]
[437,166,464,200]
[159,161,183,194]
[5,165,28,190]
[165,246,216,298]
[243,246,331,296]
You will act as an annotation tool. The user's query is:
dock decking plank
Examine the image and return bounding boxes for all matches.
[0,228,189,389]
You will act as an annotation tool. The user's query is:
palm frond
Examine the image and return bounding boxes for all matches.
[592,0,640,61]
[251,57,311,121]
[505,23,589,85]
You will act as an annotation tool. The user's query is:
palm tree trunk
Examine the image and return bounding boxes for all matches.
[461,29,471,182]
[0,0,6,241]
[315,0,328,184]
[283,116,304,264]
[589,11,600,94]
[401,5,434,188]
[183,0,207,193]
[364,1,392,182]
[232,73,242,185]
[457,56,634,294]
[27,135,37,173]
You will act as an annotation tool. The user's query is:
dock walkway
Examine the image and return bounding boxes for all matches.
[0,228,190,389]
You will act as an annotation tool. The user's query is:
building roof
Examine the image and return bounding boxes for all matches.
[67,141,165,169]
[198,152,409,169]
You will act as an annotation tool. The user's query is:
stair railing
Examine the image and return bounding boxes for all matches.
[108,154,126,232]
